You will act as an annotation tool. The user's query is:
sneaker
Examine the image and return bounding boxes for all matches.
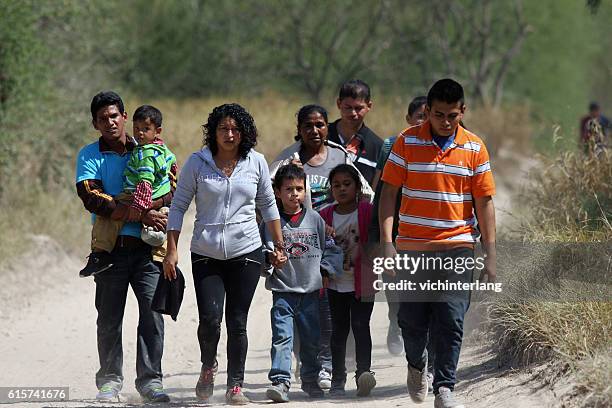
[317,369,332,390]
[195,361,218,400]
[96,384,120,402]
[80,252,113,277]
[356,371,376,397]
[141,387,170,403]
[386,325,404,355]
[427,372,434,393]
[301,381,324,398]
[406,357,428,402]
[434,386,465,408]
[266,381,290,403]
[226,385,250,405]
[329,379,346,398]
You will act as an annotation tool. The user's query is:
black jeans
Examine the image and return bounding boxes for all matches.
[94,243,164,393]
[191,248,262,387]
[397,247,473,393]
[327,289,374,381]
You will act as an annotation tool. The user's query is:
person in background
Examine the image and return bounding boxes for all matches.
[580,102,610,155]
[327,79,383,189]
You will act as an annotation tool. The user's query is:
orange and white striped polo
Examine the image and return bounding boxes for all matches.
[381,121,495,250]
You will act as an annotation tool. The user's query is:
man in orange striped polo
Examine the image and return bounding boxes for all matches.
[379,78,496,408]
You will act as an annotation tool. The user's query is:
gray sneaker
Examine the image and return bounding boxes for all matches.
[266,381,290,403]
[435,387,465,408]
[406,357,428,402]
[356,371,376,397]
[226,386,250,405]
[96,384,120,402]
[427,372,434,393]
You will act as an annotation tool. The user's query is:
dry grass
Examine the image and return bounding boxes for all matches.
[488,149,611,407]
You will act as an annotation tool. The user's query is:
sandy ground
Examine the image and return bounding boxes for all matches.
[0,195,566,408]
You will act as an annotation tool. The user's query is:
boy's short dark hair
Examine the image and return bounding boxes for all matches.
[339,79,371,102]
[427,79,464,107]
[274,163,306,190]
[90,91,124,120]
[133,105,163,127]
[408,96,427,116]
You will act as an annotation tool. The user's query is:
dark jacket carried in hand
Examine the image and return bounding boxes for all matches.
[151,265,185,321]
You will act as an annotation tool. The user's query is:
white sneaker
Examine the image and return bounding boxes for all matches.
[427,371,434,393]
[435,386,465,408]
[317,369,332,390]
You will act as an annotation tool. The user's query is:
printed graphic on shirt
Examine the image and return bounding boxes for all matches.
[282,230,320,260]
[308,173,331,212]
[334,212,359,274]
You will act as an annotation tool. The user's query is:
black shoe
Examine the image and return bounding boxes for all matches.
[80,252,114,278]
[266,381,290,403]
[329,378,346,398]
[141,387,170,403]
[301,381,324,398]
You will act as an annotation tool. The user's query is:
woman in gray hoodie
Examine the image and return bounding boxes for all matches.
[163,103,286,405]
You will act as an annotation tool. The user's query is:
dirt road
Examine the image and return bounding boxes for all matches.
[0,206,559,407]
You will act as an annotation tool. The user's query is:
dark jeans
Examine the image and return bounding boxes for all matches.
[94,243,164,393]
[385,272,435,372]
[269,291,321,384]
[397,247,473,393]
[318,288,333,372]
[328,289,374,381]
[191,248,262,387]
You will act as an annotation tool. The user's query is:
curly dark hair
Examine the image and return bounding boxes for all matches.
[203,103,258,158]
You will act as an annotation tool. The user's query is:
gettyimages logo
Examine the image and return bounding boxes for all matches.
[370,253,503,296]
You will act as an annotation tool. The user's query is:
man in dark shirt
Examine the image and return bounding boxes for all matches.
[327,80,383,188]
[580,102,610,153]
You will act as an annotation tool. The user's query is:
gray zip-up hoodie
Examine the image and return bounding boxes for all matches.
[167,147,279,260]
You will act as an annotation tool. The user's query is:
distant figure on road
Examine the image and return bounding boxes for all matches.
[580,102,610,155]
[75,91,172,403]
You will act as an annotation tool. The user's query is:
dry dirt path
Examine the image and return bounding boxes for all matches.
[0,205,561,407]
